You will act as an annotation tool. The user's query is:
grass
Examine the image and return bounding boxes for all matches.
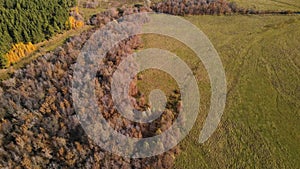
[0,0,103,81]
[78,0,155,21]
[138,14,300,168]
[0,0,299,167]
[0,0,153,81]
[78,0,109,21]
[0,25,93,81]
[231,0,300,11]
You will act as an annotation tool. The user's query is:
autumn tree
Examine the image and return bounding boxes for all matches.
[0,0,77,68]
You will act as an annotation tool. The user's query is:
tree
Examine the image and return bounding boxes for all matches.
[0,0,77,68]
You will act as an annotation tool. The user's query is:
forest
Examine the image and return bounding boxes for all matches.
[0,6,182,168]
[0,0,299,168]
[0,0,77,68]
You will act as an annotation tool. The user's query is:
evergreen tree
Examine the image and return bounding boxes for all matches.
[0,0,77,68]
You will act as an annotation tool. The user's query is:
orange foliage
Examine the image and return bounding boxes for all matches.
[67,6,84,29]
[4,42,36,66]
[68,16,84,29]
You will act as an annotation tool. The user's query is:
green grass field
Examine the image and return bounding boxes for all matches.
[231,0,300,11]
[1,0,298,168]
[138,14,300,168]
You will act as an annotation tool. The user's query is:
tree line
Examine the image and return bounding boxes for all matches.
[0,6,181,168]
[0,0,77,68]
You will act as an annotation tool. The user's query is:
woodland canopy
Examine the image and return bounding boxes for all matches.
[0,0,77,68]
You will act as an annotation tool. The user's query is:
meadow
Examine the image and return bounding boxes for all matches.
[138,14,300,168]
[231,0,300,11]
[0,0,300,169]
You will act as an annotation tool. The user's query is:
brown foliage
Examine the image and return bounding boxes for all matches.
[0,5,179,169]
[67,6,85,29]
[151,0,233,15]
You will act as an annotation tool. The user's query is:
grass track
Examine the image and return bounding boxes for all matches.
[0,25,93,81]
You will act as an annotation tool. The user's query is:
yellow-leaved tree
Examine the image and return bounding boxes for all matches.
[68,16,84,29]
[66,6,84,29]
[4,42,36,66]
